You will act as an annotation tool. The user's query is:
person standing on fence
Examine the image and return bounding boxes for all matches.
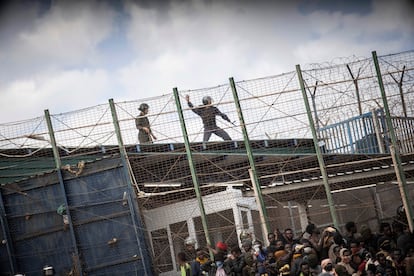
[135,103,157,144]
[185,95,232,142]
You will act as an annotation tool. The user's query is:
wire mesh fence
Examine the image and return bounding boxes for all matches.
[0,50,413,275]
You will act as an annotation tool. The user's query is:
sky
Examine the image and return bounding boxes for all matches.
[0,0,413,124]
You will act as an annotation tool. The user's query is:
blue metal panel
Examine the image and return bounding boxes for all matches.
[0,161,153,275]
[318,111,386,154]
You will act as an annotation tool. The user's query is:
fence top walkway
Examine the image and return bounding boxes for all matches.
[2,137,411,210]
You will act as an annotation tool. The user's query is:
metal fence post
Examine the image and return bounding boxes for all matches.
[172,88,213,259]
[295,65,339,229]
[108,99,150,275]
[0,192,16,274]
[229,77,271,237]
[372,51,414,232]
[44,109,83,276]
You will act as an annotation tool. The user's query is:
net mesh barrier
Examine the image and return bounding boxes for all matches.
[0,50,413,274]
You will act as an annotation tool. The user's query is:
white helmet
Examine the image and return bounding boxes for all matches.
[185,236,196,245]
[202,96,212,105]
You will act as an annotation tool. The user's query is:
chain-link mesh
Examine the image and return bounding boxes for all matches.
[1,50,413,275]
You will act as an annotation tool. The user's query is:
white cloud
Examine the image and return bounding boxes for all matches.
[1,69,112,123]
[0,0,413,124]
[0,0,116,81]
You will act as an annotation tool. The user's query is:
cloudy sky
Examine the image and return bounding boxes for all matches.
[0,0,413,123]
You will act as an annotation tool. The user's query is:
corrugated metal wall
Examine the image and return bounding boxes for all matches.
[0,158,153,276]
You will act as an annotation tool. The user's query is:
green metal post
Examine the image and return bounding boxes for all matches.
[0,193,16,274]
[172,88,212,257]
[295,65,339,229]
[44,110,83,276]
[372,51,414,232]
[108,99,149,275]
[229,77,271,236]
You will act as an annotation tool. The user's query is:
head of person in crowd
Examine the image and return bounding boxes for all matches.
[239,230,251,243]
[230,246,242,260]
[299,261,310,276]
[334,263,349,276]
[339,248,352,264]
[185,236,196,253]
[345,221,357,235]
[321,258,334,273]
[360,224,373,240]
[252,240,264,255]
[283,228,295,243]
[303,223,316,240]
[241,238,252,253]
[284,242,292,253]
[379,239,392,254]
[177,251,188,266]
[321,226,339,249]
[306,253,320,270]
[195,247,210,265]
[380,222,393,237]
[274,247,288,264]
[215,241,228,253]
[214,251,226,268]
[267,232,276,245]
[293,244,304,260]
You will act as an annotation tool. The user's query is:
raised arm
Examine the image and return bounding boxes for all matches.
[185,94,202,116]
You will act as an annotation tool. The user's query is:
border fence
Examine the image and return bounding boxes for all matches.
[0,50,413,275]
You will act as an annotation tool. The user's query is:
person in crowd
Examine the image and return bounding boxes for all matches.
[280,228,298,248]
[241,239,255,276]
[307,252,322,275]
[349,240,362,271]
[252,240,267,275]
[390,248,405,276]
[344,222,362,246]
[263,249,278,276]
[320,258,334,275]
[178,251,192,276]
[403,244,414,276]
[267,232,278,254]
[191,247,210,276]
[185,94,232,142]
[359,225,378,256]
[320,226,343,261]
[228,246,246,276]
[135,103,157,144]
[393,221,413,257]
[329,245,342,265]
[291,244,312,276]
[375,252,394,275]
[184,236,197,262]
[336,248,356,276]
[377,223,396,252]
[298,261,311,276]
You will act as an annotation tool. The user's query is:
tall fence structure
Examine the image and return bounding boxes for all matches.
[0,50,413,275]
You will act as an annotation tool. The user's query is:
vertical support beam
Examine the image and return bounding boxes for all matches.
[287,201,297,234]
[346,64,363,116]
[372,109,386,153]
[0,192,16,274]
[108,99,149,275]
[295,65,339,229]
[372,51,414,232]
[229,77,270,235]
[44,110,83,276]
[232,205,243,247]
[172,88,212,258]
[248,169,270,241]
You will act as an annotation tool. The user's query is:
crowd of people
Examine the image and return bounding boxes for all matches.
[177,217,414,276]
